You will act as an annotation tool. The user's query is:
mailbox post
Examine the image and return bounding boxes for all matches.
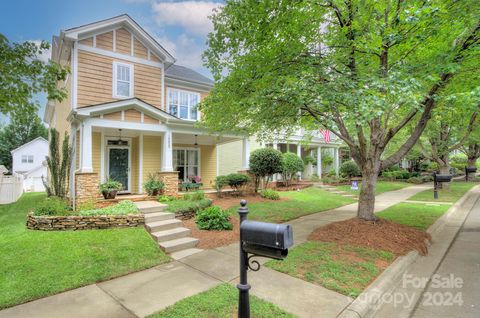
[237,200,293,318]
[465,166,477,182]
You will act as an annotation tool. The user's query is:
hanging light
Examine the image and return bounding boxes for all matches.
[194,134,198,148]
[118,129,123,142]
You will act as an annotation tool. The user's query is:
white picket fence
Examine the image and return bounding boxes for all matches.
[0,174,24,204]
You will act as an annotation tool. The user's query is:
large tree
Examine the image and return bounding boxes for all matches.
[0,35,68,117]
[201,0,480,220]
[0,112,48,170]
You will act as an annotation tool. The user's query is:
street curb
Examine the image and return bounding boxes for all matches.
[337,184,480,318]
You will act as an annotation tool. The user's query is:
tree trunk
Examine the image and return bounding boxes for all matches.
[357,164,380,221]
[467,157,478,180]
[438,163,451,189]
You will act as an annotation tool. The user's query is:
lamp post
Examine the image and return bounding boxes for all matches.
[237,200,250,318]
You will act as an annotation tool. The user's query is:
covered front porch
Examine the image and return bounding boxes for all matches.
[70,98,242,206]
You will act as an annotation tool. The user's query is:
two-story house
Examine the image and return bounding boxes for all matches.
[11,137,49,192]
[44,15,244,206]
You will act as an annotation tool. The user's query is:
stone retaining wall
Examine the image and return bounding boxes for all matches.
[26,213,144,231]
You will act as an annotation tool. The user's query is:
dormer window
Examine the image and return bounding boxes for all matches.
[113,61,134,98]
[168,88,199,120]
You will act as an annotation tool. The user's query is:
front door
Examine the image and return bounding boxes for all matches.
[108,147,130,192]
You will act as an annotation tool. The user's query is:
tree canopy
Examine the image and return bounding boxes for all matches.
[0,35,68,117]
[201,0,480,219]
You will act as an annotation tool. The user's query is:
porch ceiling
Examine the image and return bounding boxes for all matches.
[173,132,239,146]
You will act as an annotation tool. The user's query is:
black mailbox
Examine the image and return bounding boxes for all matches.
[434,174,452,182]
[240,220,293,260]
[466,167,477,173]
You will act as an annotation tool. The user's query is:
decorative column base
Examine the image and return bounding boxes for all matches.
[75,172,99,208]
[157,171,179,196]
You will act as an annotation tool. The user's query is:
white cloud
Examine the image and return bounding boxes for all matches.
[152,1,221,36]
[30,40,51,63]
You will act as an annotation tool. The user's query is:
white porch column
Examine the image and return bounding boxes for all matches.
[242,138,250,169]
[316,146,322,177]
[297,143,302,180]
[80,121,93,173]
[272,143,278,180]
[334,147,340,177]
[161,130,173,172]
[138,133,143,193]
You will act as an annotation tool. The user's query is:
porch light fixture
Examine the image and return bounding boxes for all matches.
[194,134,198,148]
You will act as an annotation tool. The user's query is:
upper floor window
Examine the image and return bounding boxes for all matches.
[113,61,134,98]
[168,88,200,120]
[21,155,34,164]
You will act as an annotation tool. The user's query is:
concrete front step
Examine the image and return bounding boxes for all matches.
[146,219,182,232]
[170,248,204,260]
[159,237,199,253]
[151,227,191,242]
[144,212,175,223]
[135,201,168,214]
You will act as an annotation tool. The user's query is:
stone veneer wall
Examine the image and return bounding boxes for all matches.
[157,171,179,196]
[26,213,144,231]
[75,172,99,207]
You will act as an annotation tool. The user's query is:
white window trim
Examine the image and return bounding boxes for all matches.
[173,147,201,182]
[167,88,201,121]
[112,61,134,99]
[21,155,34,163]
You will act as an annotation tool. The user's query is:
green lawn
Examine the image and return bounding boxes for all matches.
[0,193,170,309]
[228,187,355,223]
[336,181,411,196]
[148,283,294,318]
[407,181,476,203]
[266,241,394,298]
[377,202,451,230]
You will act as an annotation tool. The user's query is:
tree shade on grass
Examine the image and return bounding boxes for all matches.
[0,193,170,309]
[377,202,451,230]
[336,181,411,196]
[148,283,294,318]
[228,187,355,223]
[266,242,394,298]
[407,181,476,203]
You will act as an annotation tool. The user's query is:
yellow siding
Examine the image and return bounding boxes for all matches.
[75,129,80,170]
[77,49,162,108]
[124,109,142,122]
[92,132,101,174]
[79,37,93,46]
[142,135,161,186]
[200,145,216,188]
[150,54,161,62]
[131,137,139,193]
[217,139,262,175]
[96,31,113,51]
[134,38,148,59]
[115,28,131,55]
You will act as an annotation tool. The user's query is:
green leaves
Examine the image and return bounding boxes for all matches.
[0,35,69,117]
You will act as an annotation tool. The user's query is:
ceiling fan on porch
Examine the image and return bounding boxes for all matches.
[108,129,128,146]
[194,134,198,148]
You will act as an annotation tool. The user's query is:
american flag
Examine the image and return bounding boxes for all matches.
[320,129,331,143]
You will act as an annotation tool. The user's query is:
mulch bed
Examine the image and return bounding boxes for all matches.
[183,217,240,249]
[308,217,431,256]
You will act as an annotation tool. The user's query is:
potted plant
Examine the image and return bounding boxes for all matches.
[99,179,123,199]
[144,173,165,196]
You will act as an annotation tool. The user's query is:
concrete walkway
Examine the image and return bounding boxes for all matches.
[411,190,480,318]
[0,184,431,318]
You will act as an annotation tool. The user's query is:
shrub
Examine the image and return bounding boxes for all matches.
[407,177,423,184]
[34,197,71,216]
[249,148,283,191]
[77,199,96,211]
[303,155,316,165]
[260,189,280,200]
[195,206,233,230]
[143,173,165,196]
[158,195,177,203]
[421,175,434,182]
[382,170,411,180]
[281,152,304,186]
[166,198,212,215]
[183,190,205,201]
[310,173,320,182]
[339,160,361,178]
[321,150,333,168]
[79,200,139,216]
[43,128,72,199]
[226,173,250,192]
[214,175,229,194]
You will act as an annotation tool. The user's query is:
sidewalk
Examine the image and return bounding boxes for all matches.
[0,184,431,318]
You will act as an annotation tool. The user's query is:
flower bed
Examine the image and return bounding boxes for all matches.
[26,213,144,231]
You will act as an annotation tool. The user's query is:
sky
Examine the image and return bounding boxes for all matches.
[0,0,223,123]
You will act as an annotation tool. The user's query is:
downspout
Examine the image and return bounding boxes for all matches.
[70,112,78,211]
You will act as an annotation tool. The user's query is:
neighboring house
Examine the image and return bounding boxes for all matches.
[218,129,343,179]
[0,165,8,175]
[10,137,48,192]
[44,15,244,206]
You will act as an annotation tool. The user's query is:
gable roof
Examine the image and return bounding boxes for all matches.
[165,65,214,86]
[63,14,175,64]
[11,137,48,154]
